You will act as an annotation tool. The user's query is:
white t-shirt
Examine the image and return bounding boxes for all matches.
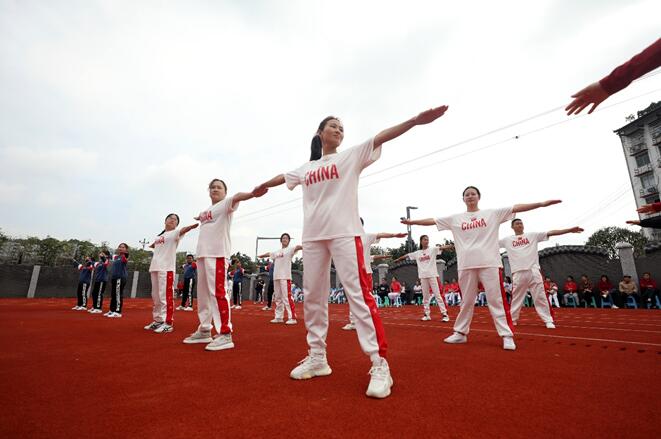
[407,246,440,279]
[195,196,236,259]
[149,229,180,272]
[435,207,514,271]
[285,138,381,242]
[499,232,548,274]
[361,233,379,274]
[270,246,298,280]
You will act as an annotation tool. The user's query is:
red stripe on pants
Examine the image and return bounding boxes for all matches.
[436,278,448,309]
[540,269,555,319]
[355,237,387,358]
[166,271,174,325]
[287,279,297,319]
[498,268,514,332]
[215,258,231,334]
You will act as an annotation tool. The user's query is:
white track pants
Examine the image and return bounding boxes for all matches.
[454,267,513,337]
[510,269,554,324]
[420,277,447,316]
[150,271,174,325]
[196,257,232,334]
[274,279,297,320]
[303,237,387,360]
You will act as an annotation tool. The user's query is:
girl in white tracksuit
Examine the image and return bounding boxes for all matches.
[181,179,265,351]
[402,185,561,351]
[257,233,302,324]
[257,105,449,399]
[143,213,198,334]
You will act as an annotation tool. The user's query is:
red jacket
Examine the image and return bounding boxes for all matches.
[600,38,661,95]
[640,278,657,290]
[597,280,613,292]
[564,281,578,293]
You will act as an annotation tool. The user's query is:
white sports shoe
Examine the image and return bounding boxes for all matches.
[71,306,80,310]
[176,305,184,310]
[111,313,122,318]
[205,334,235,351]
[366,357,393,399]
[261,306,269,311]
[234,305,242,310]
[154,323,173,333]
[290,352,332,380]
[270,318,284,323]
[285,319,297,325]
[89,308,102,314]
[545,322,556,329]
[144,321,163,331]
[503,336,516,351]
[421,315,431,321]
[441,314,450,322]
[183,330,213,344]
[105,312,116,318]
[512,320,518,326]
[342,323,356,331]
[444,332,468,344]
[184,307,193,311]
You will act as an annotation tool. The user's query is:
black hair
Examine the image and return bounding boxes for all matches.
[462,185,481,198]
[505,276,512,283]
[310,116,339,161]
[208,178,228,192]
[118,243,130,259]
[280,233,291,242]
[158,213,181,236]
[360,217,364,226]
[600,274,609,281]
[511,218,522,227]
[419,234,429,248]
[101,249,111,258]
[186,254,194,258]
[567,275,574,280]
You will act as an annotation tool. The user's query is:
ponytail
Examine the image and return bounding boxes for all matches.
[158,213,180,236]
[310,116,340,161]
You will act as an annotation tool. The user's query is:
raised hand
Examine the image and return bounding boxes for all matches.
[253,184,268,198]
[542,199,562,207]
[565,82,610,115]
[400,218,413,225]
[568,226,584,233]
[637,204,656,214]
[393,232,407,238]
[626,220,641,225]
[414,105,449,125]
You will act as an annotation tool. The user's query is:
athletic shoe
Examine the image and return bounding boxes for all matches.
[144,321,163,331]
[105,312,116,318]
[290,352,332,380]
[72,306,80,310]
[176,305,184,311]
[444,332,467,344]
[285,319,297,325]
[421,315,431,321]
[612,305,619,309]
[545,322,556,329]
[111,313,122,318]
[89,309,102,314]
[266,307,272,310]
[261,306,269,311]
[366,357,393,399]
[205,334,234,351]
[342,323,356,331]
[270,318,284,324]
[184,307,193,311]
[183,330,213,344]
[154,323,173,333]
[234,305,242,310]
[512,320,518,326]
[503,336,516,351]
[441,314,450,322]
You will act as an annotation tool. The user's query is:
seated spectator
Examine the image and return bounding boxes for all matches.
[578,274,596,308]
[412,280,423,304]
[619,275,640,307]
[450,278,462,305]
[503,276,513,304]
[596,275,618,308]
[563,275,579,306]
[639,272,659,309]
[544,276,560,308]
[476,282,487,306]
[400,280,411,305]
[377,279,390,303]
[442,280,453,306]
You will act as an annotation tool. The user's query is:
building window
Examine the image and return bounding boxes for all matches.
[640,173,656,188]
[644,195,660,204]
[635,152,651,167]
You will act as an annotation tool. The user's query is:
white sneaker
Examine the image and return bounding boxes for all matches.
[144,321,163,331]
[503,336,516,351]
[183,330,213,344]
[184,307,193,311]
[285,319,297,325]
[111,313,122,318]
[444,332,467,344]
[421,315,431,321]
[612,305,619,309]
[105,312,116,318]
[366,357,393,399]
[261,306,269,311]
[270,318,284,324]
[154,323,173,333]
[545,322,556,329]
[230,305,236,309]
[89,309,102,314]
[176,305,184,310]
[234,305,242,310]
[205,334,235,351]
[342,323,356,331]
[512,320,518,326]
[441,314,450,322]
[290,352,332,380]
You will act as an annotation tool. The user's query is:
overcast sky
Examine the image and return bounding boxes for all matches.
[1,0,660,258]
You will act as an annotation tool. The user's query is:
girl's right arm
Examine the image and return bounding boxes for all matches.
[400,218,436,226]
[255,174,286,194]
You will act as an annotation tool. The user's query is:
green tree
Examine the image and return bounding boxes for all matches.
[292,256,303,271]
[586,227,648,259]
[129,249,152,272]
[230,252,257,273]
[387,242,415,261]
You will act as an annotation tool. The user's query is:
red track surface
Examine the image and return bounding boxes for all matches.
[1,299,659,438]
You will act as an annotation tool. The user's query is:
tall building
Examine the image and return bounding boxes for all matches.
[615,101,661,242]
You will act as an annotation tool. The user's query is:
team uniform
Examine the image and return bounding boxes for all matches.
[231,267,244,308]
[435,207,515,345]
[183,196,235,351]
[499,232,554,327]
[73,260,94,310]
[270,246,298,323]
[89,256,110,313]
[285,137,391,397]
[344,234,379,330]
[406,246,449,321]
[145,229,181,333]
[108,254,128,317]
[180,262,197,310]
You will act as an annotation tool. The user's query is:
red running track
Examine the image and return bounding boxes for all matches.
[0,298,659,438]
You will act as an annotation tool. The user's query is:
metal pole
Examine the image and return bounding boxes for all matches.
[405,206,417,252]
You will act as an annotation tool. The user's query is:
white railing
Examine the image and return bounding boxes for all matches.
[634,163,653,175]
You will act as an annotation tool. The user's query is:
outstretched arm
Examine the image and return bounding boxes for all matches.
[400,218,436,226]
[231,186,268,209]
[547,226,583,237]
[435,244,455,250]
[293,245,303,253]
[373,106,448,149]
[637,202,661,214]
[256,253,270,259]
[512,200,561,214]
[376,232,407,239]
[179,223,199,237]
[255,174,286,194]
[393,255,408,263]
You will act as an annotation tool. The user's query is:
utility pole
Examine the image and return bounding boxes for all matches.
[139,238,149,250]
[405,206,418,253]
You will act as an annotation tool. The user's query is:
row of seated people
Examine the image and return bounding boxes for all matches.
[552,273,659,309]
